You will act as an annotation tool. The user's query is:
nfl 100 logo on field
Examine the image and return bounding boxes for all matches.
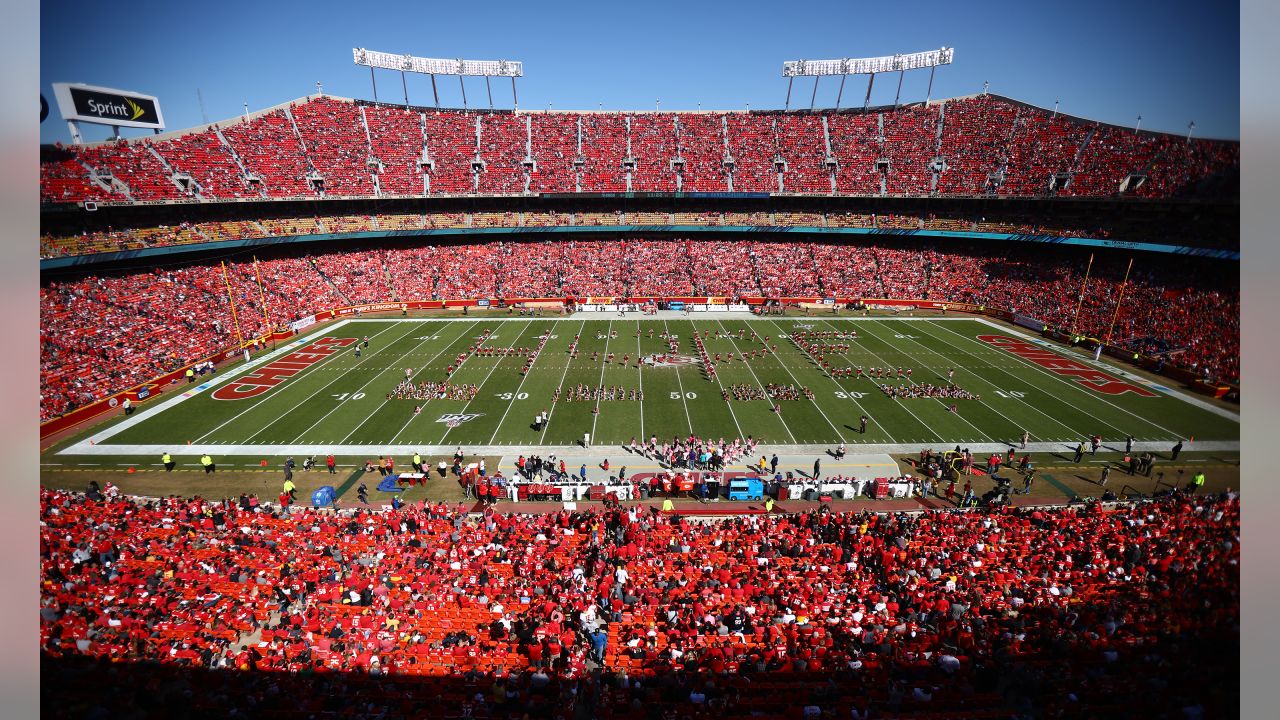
[641,354,701,368]
[436,413,484,428]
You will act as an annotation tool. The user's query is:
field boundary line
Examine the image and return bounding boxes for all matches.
[61,320,355,453]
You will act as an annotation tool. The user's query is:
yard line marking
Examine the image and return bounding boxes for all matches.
[798,317,971,443]
[435,319,536,445]
[296,320,476,444]
[197,322,405,444]
[870,319,1082,440]
[539,320,588,443]
[714,319,791,443]
[761,319,846,443]
[591,319,617,442]
[765,319,896,443]
[936,320,1189,439]
[635,320,645,440]
[660,319,695,435]
[258,321,428,444]
[487,321,553,444]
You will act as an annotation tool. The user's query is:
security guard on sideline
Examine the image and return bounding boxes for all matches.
[162,452,175,472]
[1192,471,1206,494]
[185,368,195,383]
[661,498,675,513]
[412,452,423,473]
[201,454,215,473]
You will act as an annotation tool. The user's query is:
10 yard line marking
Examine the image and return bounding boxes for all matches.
[539,320,587,444]
[487,321,551,444]
[660,319,696,436]
[941,320,1185,439]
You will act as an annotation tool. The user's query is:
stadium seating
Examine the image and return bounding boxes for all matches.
[40,488,1240,719]
[41,95,1238,203]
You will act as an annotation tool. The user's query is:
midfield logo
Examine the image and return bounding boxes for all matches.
[641,354,700,368]
[436,413,484,428]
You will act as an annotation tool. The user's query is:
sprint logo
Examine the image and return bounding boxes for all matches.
[85,97,146,120]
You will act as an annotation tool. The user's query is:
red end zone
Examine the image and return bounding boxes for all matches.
[211,337,357,401]
[978,335,1157,397]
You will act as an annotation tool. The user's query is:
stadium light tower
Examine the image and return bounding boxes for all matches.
[352,49,523,109]
[1187,121,1196,142]
[781,47,954,111]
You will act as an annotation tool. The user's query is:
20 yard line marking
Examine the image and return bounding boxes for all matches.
[434,319,536,445]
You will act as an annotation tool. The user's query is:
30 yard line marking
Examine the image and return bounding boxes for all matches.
[539,320,587,443]
[714,319,792,443]
[660,319,695,436]
[487,321,551,444]
[196,322,404,444]
[590,319,616,442]
[435,319,536,445]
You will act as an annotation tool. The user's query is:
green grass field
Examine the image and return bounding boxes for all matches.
[54,315,1239,461]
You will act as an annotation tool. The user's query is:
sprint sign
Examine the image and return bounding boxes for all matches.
[212,337,357,401]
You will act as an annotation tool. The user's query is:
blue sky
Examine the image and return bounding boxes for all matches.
[40,0,1239,144]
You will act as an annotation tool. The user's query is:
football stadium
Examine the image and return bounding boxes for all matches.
[38,7,1241,719]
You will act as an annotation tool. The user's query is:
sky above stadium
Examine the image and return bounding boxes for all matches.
[40,0,1239,144]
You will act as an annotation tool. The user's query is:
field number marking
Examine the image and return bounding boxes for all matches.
[669,391,698,400]
[332,392,366,401]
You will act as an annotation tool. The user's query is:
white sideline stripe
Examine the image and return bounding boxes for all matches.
[976,318,1240,422]
[55,439,1241,457]
[61,320,355,454]
[208,322,409,444]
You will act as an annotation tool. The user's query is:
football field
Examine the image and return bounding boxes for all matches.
[57,314,1240,459]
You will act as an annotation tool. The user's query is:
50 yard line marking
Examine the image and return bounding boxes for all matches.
[635,320,645,440]
[660,318,695,436]
[539,320,588,443]
[487,321,551,444]
[195,322,404,443]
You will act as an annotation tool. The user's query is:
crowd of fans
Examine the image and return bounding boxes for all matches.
[40,487,1239,718]
[39,238,1238,420]
[42,95,1237,205]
